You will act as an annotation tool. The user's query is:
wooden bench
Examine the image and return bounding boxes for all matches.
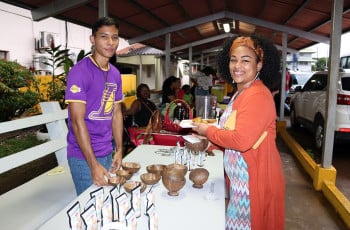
[0,102,76,229]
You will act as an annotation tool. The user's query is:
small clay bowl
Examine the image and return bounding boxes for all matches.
[189,168,209,189]
[166,163,187,177]
[146,164,166,176]
[123,181,146,193]
[121,162,141,174]
[140,173,161,185]
[116,169,133,180]
[108,175,126,186]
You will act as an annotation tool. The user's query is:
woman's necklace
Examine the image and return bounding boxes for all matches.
[233,72,260,100]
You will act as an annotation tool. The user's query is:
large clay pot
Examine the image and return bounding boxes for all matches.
[162,168,186,196]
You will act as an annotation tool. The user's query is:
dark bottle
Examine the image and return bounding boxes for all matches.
[173,103,188,121]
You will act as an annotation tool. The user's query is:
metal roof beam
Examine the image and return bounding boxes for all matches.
[170,33,233,52]
[224,11,329,44]
[129,12,226,44]
[31,0,92,21]
[129,10,329,46]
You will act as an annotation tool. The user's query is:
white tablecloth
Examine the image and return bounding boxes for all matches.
[40,145,226,230]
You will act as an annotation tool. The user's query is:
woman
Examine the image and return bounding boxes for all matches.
[160,76,183,117]
[193,35,285,229]
[162,76,181,105]
[124,84,157,127]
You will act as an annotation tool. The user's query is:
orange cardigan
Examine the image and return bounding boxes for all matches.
[207,81,285,230]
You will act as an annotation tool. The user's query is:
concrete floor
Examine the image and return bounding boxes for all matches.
[278,136,348,229]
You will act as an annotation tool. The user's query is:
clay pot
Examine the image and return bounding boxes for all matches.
[162,169,186,196]
[165,163,187,177]
[189,168,209,189]
[140,173,161,185]
[121,162,141,174]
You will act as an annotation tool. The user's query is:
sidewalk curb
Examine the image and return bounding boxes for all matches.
[277,120,350,228]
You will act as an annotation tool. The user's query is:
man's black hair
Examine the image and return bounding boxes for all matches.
[92,17,119,35]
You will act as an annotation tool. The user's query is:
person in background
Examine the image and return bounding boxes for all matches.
[160,76,182,117]
[124,83,157,127]
[285,67,291,96]
[192,35,285,229]
[65,17,123,195]
[192,66,214,96]
[181,84,194,108]
[161,76,178,105]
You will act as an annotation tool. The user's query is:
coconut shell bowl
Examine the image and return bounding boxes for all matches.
[116,169,133,180]
[123,181,147,193]
[189,168,209,189]
[184,138,208,153]
[121,162,141,174]
[146,164,166,176]
[140,173,161,185]
[162,168,186,196]
[165,163,188,177]
[108,175,126,186]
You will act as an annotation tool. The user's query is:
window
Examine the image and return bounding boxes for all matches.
[0,50,8,60]
[341,77,350,91]
[303,74,327,91]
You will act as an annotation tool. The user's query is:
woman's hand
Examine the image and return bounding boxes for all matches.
[192,122,209,137]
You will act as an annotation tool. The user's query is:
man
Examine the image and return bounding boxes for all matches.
[193,66,214,96]
[65,17,123,195]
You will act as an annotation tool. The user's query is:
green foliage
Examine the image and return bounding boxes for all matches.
[0,132,45,158]
[0,60,39,122]
[125,90,136,97]
[42,45,71,108]
[42,46,90,108]
[77,49,91,62]
[312,57,328,71]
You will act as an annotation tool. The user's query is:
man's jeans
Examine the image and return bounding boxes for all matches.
[68,154,112,195]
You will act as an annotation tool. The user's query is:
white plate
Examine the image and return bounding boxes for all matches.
[179,119,195,128]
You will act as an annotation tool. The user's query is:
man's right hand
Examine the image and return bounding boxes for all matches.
[91,162,111,187]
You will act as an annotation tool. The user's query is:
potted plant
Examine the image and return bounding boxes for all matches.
[41,45,90,109]
[41,45,73,109]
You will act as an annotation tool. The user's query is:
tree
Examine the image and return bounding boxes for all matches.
[0,60,39,121]
[313,57,328,71]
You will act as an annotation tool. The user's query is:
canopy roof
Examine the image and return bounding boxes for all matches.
[4,0,350,63]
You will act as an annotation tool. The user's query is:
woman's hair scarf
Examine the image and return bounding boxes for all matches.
[229,36,264,63]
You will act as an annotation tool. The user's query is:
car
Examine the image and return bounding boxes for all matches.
[340,54,350,73]
[289,71,350,150]
[285,71,313,107]
[289,71,314,93]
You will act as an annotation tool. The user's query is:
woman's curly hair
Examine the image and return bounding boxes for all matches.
[217,34,281,91]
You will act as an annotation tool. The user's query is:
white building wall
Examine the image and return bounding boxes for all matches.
[0,2,34,66]
[0,2,129,68]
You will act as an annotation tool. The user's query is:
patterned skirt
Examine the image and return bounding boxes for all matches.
[224,149,251,230]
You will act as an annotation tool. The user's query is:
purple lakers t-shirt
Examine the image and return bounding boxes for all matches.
[65,56,123,159]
